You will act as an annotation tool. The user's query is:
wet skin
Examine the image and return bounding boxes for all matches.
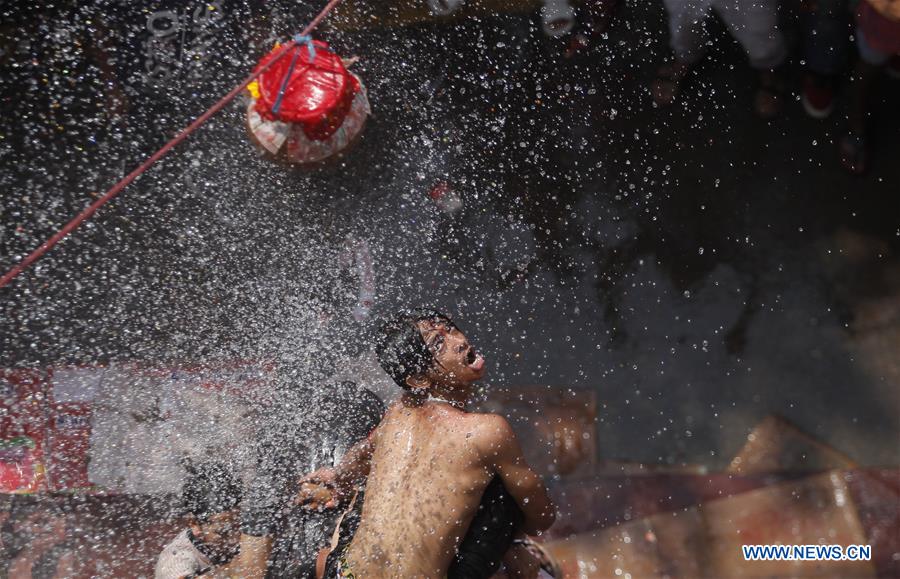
[314,319,555,578]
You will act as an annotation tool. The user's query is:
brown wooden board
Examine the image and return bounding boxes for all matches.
[544,506,707,578]
[704,471,876,578]
[728,414,858,475]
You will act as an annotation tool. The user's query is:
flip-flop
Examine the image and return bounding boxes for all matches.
[839,132,868,175]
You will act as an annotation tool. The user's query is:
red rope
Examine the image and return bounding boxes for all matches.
[0,0,345,290]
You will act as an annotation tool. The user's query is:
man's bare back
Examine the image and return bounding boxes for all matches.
[298,311,555,578]
[346,401,499,577]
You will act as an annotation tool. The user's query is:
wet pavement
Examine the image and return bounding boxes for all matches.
[1,0,899,472]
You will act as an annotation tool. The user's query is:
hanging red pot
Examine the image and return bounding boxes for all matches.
[246,37,370,165]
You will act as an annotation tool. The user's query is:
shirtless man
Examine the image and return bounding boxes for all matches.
[300,309,555,578]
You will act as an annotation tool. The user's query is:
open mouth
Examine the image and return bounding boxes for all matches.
[466,348,485,371]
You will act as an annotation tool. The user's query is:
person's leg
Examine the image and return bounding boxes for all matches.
[714,0,787,69]
[666,0,715,64]
[653,0,713,105]
[714,0,788,117]
[840,27,887,174]
[847,61,881,135]
[800,0,849,118]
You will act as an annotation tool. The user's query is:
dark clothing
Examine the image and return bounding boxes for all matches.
[238,381,384,579]
[449,477,524,579]
[265,382,385,578]
[240,382,384,539]
[800,0,850,75]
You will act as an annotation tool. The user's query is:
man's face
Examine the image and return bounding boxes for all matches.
[416,318,486,386]
[190,510,240,562]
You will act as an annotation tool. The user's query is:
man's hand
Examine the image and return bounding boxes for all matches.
[295,435,376,512]
[294,480,338,510]
[295,468,340,510]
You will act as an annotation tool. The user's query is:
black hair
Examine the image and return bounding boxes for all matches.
[374,309,457,390]
[182,461,241,521]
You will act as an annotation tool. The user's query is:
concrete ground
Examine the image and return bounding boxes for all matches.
[1,1,898,468]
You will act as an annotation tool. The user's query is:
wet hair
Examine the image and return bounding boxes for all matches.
[375,309,457,389]
[182,461,241,522]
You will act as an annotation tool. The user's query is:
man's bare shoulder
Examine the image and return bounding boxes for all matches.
[466,412,517,454]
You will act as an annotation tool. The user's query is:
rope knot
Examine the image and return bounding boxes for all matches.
[293,34,317,60]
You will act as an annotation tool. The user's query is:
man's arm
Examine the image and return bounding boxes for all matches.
[235,435,376,577]
[480,415,556,534]
[333,434,374,493]
[296,434,375,508]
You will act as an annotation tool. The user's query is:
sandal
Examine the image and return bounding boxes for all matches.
[839,131,868,175]
[652,62,689,106]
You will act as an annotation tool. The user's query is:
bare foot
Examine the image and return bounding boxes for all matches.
[652,61,690,106]
[754,69,784,119]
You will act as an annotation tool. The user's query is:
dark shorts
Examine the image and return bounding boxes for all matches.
[448,477,523,579]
